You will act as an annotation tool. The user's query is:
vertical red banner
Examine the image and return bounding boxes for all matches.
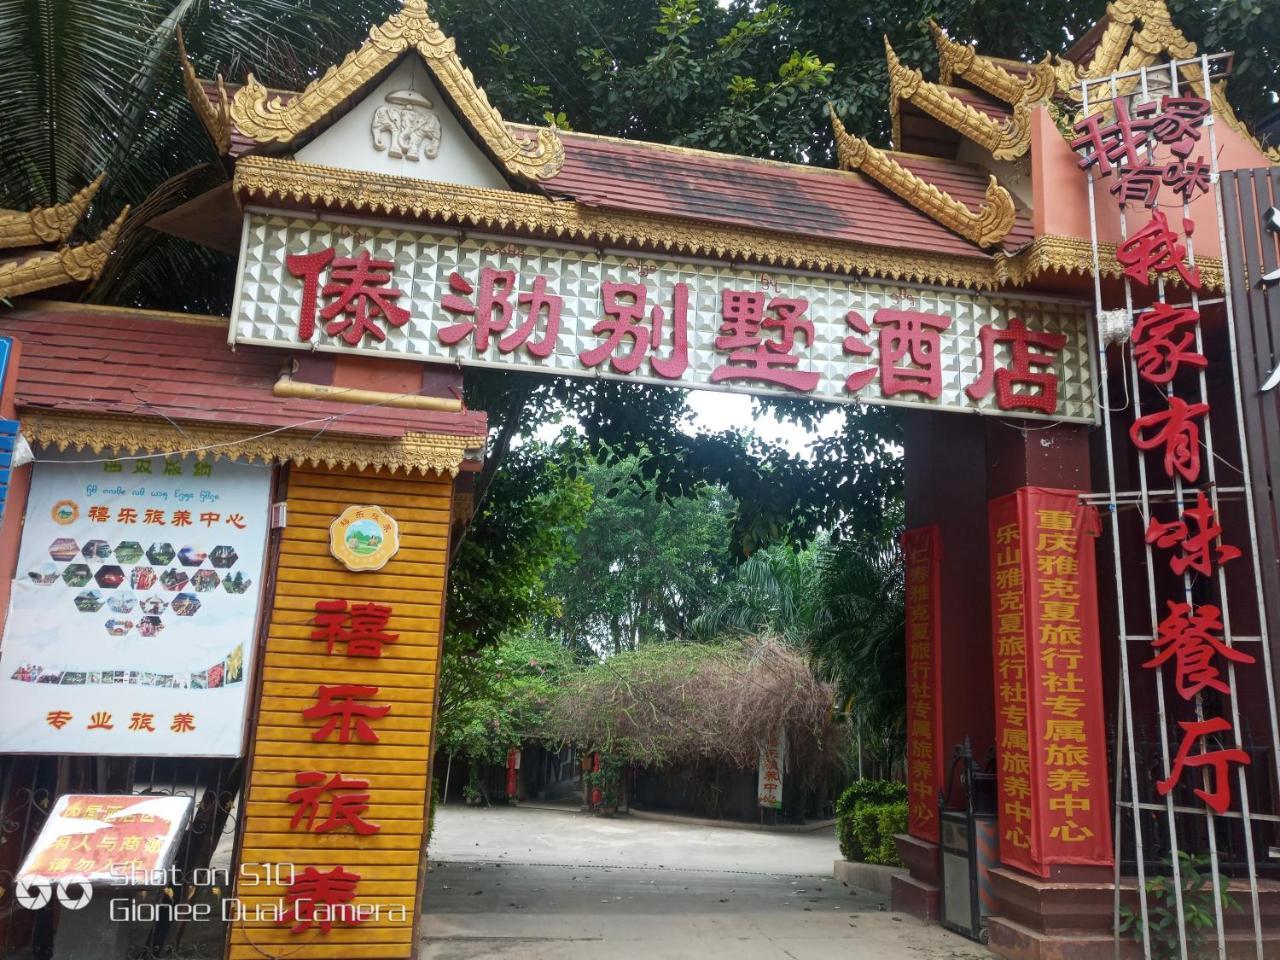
[989,488,1112,877]
[902,525,943,843]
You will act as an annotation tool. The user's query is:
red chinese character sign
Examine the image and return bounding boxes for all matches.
[232,213,1096,424]
[902,526,943,843]
[988,489,1112,877]
[1073,90,1258,819]
[0,454,270,757]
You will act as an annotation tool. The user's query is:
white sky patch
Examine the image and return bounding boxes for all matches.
[681,390,844,456]
[529,388,845,458]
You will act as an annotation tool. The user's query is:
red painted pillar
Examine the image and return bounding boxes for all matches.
[895,412,993,921]
[506,748,519,801]
[982,421,1119,957]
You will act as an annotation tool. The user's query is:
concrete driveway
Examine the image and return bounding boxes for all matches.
[421,806,989,960]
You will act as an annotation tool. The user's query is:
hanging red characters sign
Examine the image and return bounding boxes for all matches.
[988,489,1113,877]
[902,526,943,844]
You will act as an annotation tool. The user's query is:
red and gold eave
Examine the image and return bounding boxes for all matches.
[0,302,488,479]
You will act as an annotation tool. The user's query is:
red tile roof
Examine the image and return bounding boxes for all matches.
[540,129,1030,257]
[204,80,1026,259]
[0,305,487,442]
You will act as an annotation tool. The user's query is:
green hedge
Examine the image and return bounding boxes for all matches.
[836,780,908,863]
[848,802,908,866]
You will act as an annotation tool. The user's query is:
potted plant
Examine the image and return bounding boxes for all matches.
[585,755,623,816]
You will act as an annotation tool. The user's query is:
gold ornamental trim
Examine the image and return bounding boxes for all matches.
[233,154,1001,288]
[997,234,1223,291]
[0,174,104,250]
[177,28,231,156]
[830,108,1015,249]
[228,0,563,181]
[928,22,1055,107]
[20,411,481,477]
[885,39,1030,161]
[0,206,129,300]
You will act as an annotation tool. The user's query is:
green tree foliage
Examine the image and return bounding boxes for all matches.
[447,440,592,651]
[694,526,906,775]
[436,632,581,766]
[541,451,736,654]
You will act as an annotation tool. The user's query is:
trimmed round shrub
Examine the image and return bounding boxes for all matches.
[836,780,908,862]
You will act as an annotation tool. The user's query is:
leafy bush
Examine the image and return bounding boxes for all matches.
[849,802,908,866]
[836,779,907,819]
[836,780,907,862]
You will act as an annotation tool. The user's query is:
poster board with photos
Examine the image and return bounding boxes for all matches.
[0,453,270,756]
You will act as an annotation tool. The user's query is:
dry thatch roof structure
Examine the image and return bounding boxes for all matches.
[541,638,850,787]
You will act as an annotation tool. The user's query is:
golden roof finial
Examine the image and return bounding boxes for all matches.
[0,204,130,299]
[829,104,1016,250]
[176,27,232,156]
[0,173,105,250]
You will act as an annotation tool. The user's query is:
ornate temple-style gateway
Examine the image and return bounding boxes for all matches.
[0,0,1278,957]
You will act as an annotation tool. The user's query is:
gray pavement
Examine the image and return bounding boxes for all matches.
[422,806,989,959]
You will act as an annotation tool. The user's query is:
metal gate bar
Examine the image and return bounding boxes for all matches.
[1083,53,1279,960]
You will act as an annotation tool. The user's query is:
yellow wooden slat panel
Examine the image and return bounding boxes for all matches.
[247,756,432,777]
[267,582,446,606]
[269,601,442,627]
[236,819,424,839]
[247,741,430,764]
[288,471,453,499]
[274,565,447,593]
[253,723,430,747]
[248,786,429,806]
[289,469,452,495]
[256,710,433,733]
[249,770,428,791]
[259,667,437,694]
[243,820,423,840]
[235,855,419,870]
[244,800,427,821]
[237,464,448,958]
[273,555,445,586]
[262,680,437,701]
[257,690,433,714]
[265,640,440,662]
[263,653,438,677]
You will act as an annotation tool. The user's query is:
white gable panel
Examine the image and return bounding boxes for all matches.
[295,58,510,190]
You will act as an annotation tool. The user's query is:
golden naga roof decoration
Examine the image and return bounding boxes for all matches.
[928,21,1055,106]
[177,27,231,156]
[21,411,480,477]
[0,206,129,300]
[829,106,1015,249]
[0,174,105,250]
[885,38,1031,161]
[228,0,564,181]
